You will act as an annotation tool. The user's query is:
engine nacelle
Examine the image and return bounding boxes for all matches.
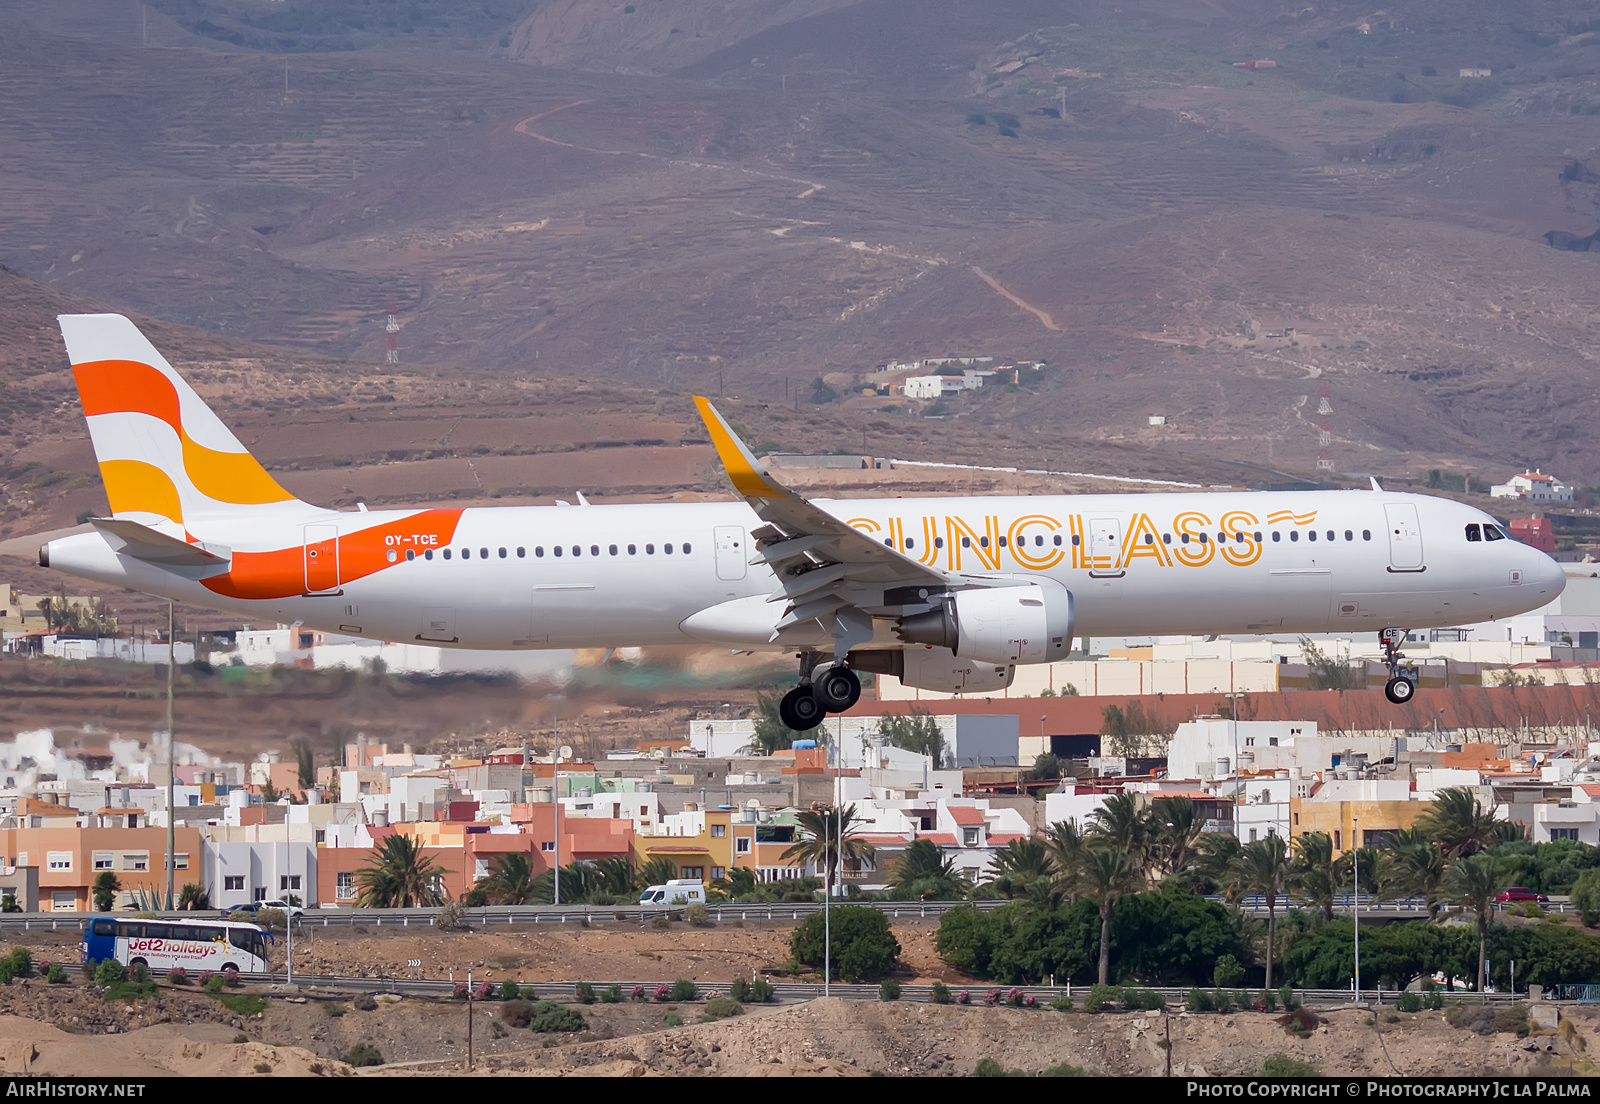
[852,646,1015,694]
[895,581,1074,665]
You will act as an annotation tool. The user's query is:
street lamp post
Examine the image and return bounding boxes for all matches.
[1225,693,1242,838]
[1352,815,1361,1002]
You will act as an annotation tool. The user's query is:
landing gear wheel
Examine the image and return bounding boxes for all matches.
[1385,676,1415,705]
[780,685,825,731]
[812,665,861,713]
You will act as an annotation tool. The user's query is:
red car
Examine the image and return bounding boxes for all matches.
[1496,888,1549,903]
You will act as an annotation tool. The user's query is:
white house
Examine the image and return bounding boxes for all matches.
[1490,470,1571,503]
[202,825,319,909]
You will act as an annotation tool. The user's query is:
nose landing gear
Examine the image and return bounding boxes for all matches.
[1380,628,1416,704]
[777,652,861,731]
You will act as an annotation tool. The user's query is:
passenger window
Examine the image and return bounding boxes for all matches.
[1053,535,1062,546]
[1181,534,1190,544]
[1198,533,1208,544]
[443,549,452,560]
[572,546,581,557]
[591,545,600,556]
[1290,531,1299,542]
[425,549,433,560]
[628,544,637,555]
[459,548,468,559]
[609,545,618,556]
[480,548,488,559]
[682,543,691,554]
[498,548,507,558]
[1308,531,1317,542]
[998,536,1007,547]
[554,546,562,557]
[665,544,674,554]
[1144,534,1154,545]
[1253,532,1262,543]
[906,539,915,549]
[961,537,970,548]
[1162,533,1171,545]
[535,547,544,557]
[646,544,655,554]
[1272,531,1280,542]
[1326,531,1334,542]
[1035,536,1044,547]
[405,549,415,561]
[1071,535,1080,546]
[1484,524,1505,541]
[1465,524,1482,542]
[978,536,988,548]
[1362,530,1372,541]
[934,538,944,549]
[517,547,525,558]
[1344,530,1353,542]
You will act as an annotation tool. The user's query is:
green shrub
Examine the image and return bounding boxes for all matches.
[46,964,67,985]
[791,906,901,981]
[702,996,744,1021]
[5,948,32,978]
[729,977,750,1001]
[322,1002,347,1018]
[975,1056,1091,1076]
[1424,990,1443,1011]
[879,979,901,1001]
[1124,987,1163,1011]
[128,961,150,985]
[1396,991,1423,1013]
[663,1011,683,1027]
[94,959,127,987]
[1213,954,1246,989]
[527,1000,587,1033]
[1278,984,1296,1011]
[500,999,534,1028]
[1261,1054,1318,1077]
[498,979,520,1001]
[685,903,712,927]
[1051,995,1074,1012]
[343,1043,384,1068]
[668,978,698,1002]
[601,984,623,1004]
[1211,989,1234,1013]
[931,981,952,1004]
[1083,984,1120,1013]
[1186,988,1212,1012]
[1572,868,1600,927]
[975,1057,1005,1077]
[1259,988,1276,1013]
[353,992,378,1012]
[1493,1003,1530,1036]
[575,981,596,1004]
[202,973,224,994]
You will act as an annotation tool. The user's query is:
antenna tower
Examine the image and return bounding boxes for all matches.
[1315,382,1334,472]
[385,300,400,365]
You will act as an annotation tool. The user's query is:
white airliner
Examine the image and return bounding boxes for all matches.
[40,315,1564,730]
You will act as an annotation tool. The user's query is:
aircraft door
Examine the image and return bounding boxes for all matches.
[1383,503,1425,572]
[714,526,747,581]
[303,524,339,594]
[1088,517,1124,578]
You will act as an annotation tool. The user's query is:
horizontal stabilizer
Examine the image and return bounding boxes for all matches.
[90,517,231,568]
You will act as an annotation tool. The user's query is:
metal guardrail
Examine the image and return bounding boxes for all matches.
[6,893,1566,931]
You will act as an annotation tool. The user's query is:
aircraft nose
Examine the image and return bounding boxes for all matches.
[1536,554,1567,599]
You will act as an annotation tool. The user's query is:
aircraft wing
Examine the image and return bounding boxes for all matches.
[694,398,968,651]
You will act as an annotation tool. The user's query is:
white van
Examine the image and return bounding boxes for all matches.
[638,879,706,907]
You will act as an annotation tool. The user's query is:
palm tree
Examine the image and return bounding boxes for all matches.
[1079,845,1144,986]
[986,837,1054,899]
[711,866,760,901]
[1226,834,1290,990]
[1289,832,1341,922]
[1416,787,1501,859]
[177,883,211,911]
[1147,797,1204,878]
[355,834,450,908]
[1088,793,1148,866]
[1195,833,1242,895]
[782,804,876,894]
[591,855,636,898]
[888,838,971,900]
[634,856,682,891]
[1444,852,1510,992]
[1387,835,1449,918]
[477,852,536,905]
[1042,819,1087,892]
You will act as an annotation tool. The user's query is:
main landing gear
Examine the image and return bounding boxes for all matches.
[778,652,861,731]
[1380,627,1416,704]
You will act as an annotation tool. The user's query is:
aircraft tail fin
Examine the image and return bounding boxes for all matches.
[57,314,307,535]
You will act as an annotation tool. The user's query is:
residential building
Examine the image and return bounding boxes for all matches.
[1289,779,1427,855]
[1491,470,1571,503]
[0,824,202,911]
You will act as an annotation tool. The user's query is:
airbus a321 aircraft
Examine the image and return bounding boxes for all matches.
[40,314,1565,731]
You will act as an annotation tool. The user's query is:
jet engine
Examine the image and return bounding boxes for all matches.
[894,581,1074,665]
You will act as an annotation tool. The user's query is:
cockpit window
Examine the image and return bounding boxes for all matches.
[1465,524,1482,542]
[1483,524,1506,541]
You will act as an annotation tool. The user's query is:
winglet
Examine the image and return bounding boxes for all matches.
[1370,477,1383,492]
[693,397,788,499]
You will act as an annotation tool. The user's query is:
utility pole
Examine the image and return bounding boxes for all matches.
[165,601,176,910]
[467,970,474,1071]
[1352,815,1361,1002]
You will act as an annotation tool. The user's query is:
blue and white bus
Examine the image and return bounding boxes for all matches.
[81,917,273,974]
